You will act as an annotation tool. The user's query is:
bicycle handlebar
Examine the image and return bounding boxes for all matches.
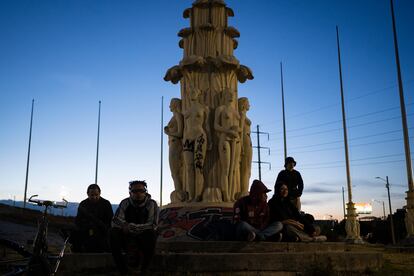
[28,195,68,208]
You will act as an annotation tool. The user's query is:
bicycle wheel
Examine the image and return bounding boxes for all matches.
[0,239,30,275]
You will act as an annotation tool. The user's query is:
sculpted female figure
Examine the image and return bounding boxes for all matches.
[182,88,211,201]
[164,98,185,202]
[238,97,252,197]
[214,89,240,202]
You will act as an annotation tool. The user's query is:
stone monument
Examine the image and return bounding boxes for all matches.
[164,0,254,205]
[160,0,254,240]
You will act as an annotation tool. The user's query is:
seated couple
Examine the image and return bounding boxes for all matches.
[233,179,326,242]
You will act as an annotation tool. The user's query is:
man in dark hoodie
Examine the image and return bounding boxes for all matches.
[233,179,283,241]
[110,180,159,275]
[73,184,113,252]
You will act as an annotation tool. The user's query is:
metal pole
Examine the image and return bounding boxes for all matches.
[382,201,386,220]
[160,96,164,207]
[23,99,34,209]
[342,186,346,219]
[390,0,414,241]
[256,125,262,181]
[336,26,361,242]
[336,26,353,203]
[95,101,101,185]
[280,62,287,160]
[390,0,413,192]
[386,176,396,244]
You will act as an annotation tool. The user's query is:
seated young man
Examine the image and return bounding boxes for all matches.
[233,179,283,241]
[110,180,159,275]
[268,183,326,242]
[72,184,113,252]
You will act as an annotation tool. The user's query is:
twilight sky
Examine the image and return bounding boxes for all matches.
[0,0,413,220]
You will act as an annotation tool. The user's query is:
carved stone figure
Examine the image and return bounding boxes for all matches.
[164,98,186,202]
[214,89,240,202]
[238,97,252,198]
[182,88,211,201]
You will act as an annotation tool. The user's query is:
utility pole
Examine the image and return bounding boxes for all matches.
[95,101,101,185]
[342,186,346,220]
[280,62,287,160]
[160,96,164,207]
[23,99,35,209]
[390,0,414,242]
[386,176,396,244]
[377,176,397,244]
[252,125,271,181]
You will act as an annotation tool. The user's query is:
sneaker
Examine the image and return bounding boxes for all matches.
[276,232,283,242]
[247,231,256,242]
[313,235,327,242]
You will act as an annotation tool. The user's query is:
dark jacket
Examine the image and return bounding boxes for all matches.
[75,197,113,234]
[275,169,304,198]
[268,195,315,235]
[233,180,270,230]
[112,194,159,235]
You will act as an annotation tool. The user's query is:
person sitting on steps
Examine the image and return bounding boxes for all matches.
[233,179,283,241]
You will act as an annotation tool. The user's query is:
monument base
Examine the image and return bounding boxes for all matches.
[158,203,234,242]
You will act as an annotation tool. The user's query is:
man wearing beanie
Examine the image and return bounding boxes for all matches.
[233,179,283,241]
[275,157,304,211]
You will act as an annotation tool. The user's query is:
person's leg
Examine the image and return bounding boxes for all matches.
[138,230,158,273]
[257,221,283,241]
[109,227,128,274]
[235,221,258,241]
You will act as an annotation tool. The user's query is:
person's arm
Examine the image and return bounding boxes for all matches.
[282,219,304,230]
[275,170,285,189]
[112,199,129,229]
[127,200,159,234]
[104,201,114,229]
[297,171,304,196]
[233,199,243,223]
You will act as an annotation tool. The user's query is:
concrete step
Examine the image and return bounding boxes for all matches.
[58,242,383,275]
[156,241,381,253]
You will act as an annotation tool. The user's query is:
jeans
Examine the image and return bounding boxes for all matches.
[236,221,283,241]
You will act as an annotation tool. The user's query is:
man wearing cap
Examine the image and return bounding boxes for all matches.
[110,180,159,275]
[233,179,283,241]
[275,157,304,211]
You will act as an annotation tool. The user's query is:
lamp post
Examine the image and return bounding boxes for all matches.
[376,176,396,244]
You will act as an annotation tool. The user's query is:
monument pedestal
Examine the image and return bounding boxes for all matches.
[158,203,234,242]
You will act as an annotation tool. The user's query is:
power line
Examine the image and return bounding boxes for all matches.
[289,136,413,154]
[287,113,414,139]
[301,159,408,170]
[284,127,413,151]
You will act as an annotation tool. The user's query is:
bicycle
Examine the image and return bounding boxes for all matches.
[0,195,69,276]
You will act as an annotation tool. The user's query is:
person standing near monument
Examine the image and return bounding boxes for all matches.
[275,157,303,211]
[182,88,211,202]
[233,179,283,241]
[110,180,159,275]
[72,184,113,253]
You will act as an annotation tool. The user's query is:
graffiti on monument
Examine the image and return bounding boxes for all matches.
[158,207,234,240]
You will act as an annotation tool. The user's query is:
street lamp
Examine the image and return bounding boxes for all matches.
[375,176,396,244]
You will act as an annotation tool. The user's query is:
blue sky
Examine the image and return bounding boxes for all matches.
[0,0,413,220]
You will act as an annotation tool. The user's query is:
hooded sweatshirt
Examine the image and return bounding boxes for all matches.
[233,180,271,230]
[112,194,159,235]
